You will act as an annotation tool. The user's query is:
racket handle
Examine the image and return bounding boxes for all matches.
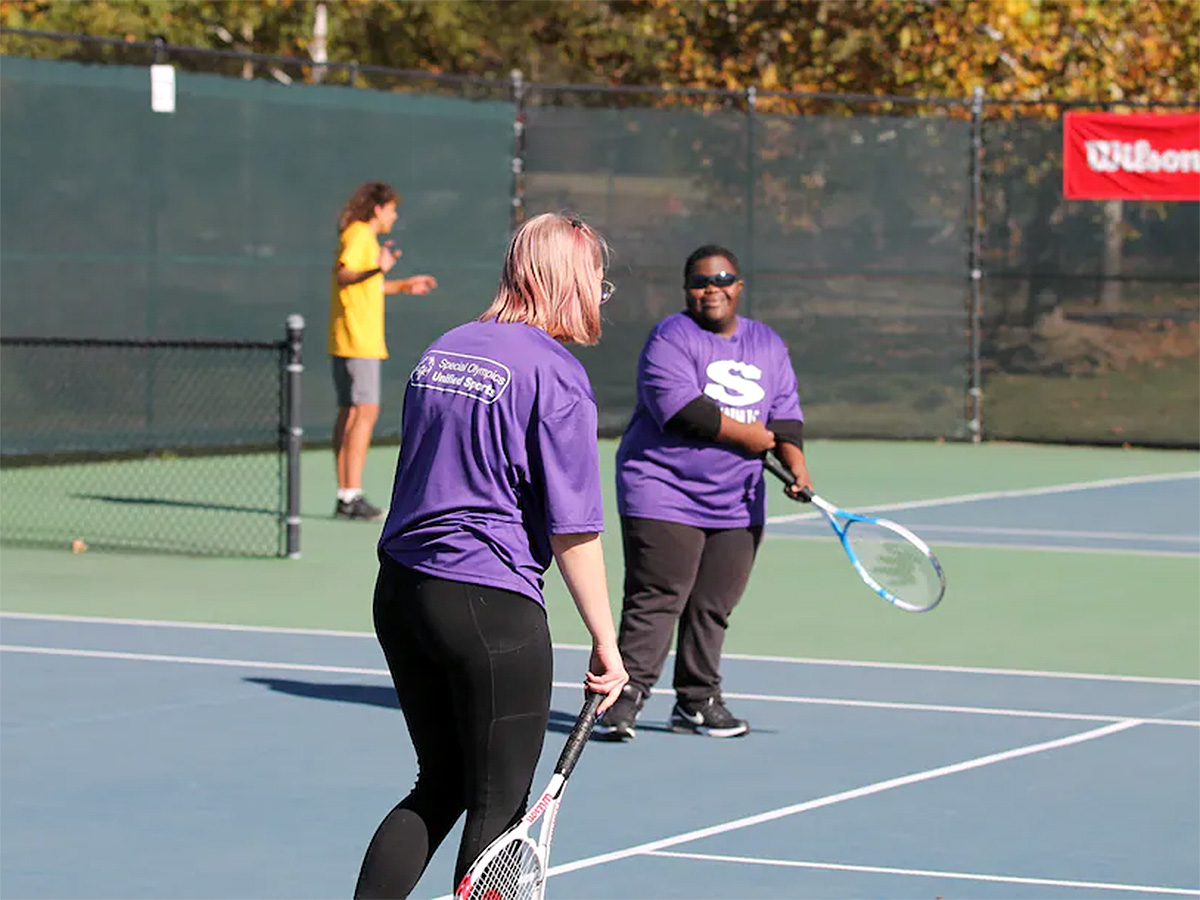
[762,453,813,502]
[554,691,603,779]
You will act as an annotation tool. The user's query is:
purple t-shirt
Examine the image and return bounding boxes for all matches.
[379,320,604,606]
[616,312,804,528]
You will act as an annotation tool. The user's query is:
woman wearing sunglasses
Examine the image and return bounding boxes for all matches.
[594,244,812,741]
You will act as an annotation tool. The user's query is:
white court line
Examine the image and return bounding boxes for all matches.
[0,644,384,676]
[646,850,1200,897]
[7,612,1198,685]
[890,524,1199,543]
[0,610,370,638]
[541,720,1142,883]
[774,522,1200,543]
[561,643,1200,686]
[768,470,1200,524]
[769,533,1200,558]
[2,643,1185,897]
[4,645,1196,727]
[712,688,1198,728]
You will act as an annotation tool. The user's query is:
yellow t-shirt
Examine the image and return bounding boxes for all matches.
[328,221,388,359]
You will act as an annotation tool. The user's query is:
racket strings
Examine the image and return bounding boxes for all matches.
[846,521,941,607]
[461,838,542,900]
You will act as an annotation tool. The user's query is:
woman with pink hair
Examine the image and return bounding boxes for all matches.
[354,212,628,899]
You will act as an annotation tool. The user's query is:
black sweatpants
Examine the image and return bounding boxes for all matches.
[617,516,762,704]
[355,556,553,899]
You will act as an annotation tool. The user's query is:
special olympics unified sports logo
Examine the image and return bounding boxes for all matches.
[413,355,435,379]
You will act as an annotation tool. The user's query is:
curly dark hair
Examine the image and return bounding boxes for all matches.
[337,181,399,233]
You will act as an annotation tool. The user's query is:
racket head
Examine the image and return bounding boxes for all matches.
[455,834,544,900]
[842,516,945,612]
[455,692,602,900]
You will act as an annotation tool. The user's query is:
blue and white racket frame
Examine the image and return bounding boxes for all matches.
[763,453,946,613]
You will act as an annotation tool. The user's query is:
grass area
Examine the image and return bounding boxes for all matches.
[984,354,1200,446]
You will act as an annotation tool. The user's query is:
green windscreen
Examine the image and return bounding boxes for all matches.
[2,52,1195,449]
[0,55,514,442]
[980,115,1199,447]
[522,94,973,439]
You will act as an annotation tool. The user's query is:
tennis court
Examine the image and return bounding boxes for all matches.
[2,440,1198,899]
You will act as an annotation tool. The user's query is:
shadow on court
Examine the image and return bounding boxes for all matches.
[245,677,399,709]
[73,493,278,516]
[246,677,603,735]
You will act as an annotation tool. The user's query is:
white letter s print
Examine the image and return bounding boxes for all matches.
[703,360,765,407]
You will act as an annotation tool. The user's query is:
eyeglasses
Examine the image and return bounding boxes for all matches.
[686,271,739,290]
[600,280,615,304]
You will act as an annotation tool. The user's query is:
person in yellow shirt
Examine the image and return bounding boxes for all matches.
[330,182,438,521]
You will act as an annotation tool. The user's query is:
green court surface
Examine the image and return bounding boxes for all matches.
[1,440,1197,680]
[0,452,283,557]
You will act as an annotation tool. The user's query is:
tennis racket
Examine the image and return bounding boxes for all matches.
[455,691,604,900]
[763,454,945,613]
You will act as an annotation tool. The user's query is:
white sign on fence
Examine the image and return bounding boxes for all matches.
[150,64,176,114]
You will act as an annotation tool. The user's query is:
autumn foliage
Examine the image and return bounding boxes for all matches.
[1,0,1196,111]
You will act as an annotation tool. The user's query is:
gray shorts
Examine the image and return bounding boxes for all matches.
[331,356,381,407]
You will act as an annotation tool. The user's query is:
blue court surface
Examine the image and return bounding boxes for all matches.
[2,612,1197,900]
[767,472,1200,558]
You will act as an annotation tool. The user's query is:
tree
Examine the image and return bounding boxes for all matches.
[2,1,1195,106]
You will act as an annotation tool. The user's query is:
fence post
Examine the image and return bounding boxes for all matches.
[744,85,757,318]
[967,86,985,444]
[146,34,170,434]
[284,315,305,559]
[510,68,526,235]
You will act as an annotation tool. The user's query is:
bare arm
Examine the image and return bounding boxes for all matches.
[384,274,439,296]
[716,414,776,456]
[335,238,399,287]
[773,440,813,497]
[666,396,776,456]
[549,532,628,713]
[336,266,383,287]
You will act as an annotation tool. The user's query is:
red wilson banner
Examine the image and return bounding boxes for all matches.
[1063,112,1200,201]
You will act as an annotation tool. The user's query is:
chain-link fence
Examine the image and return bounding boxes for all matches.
[1,28,1197,449]
[0,319,304,557]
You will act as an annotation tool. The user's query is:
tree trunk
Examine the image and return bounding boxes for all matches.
[241,22,254,81]
[1022,180,1060,328]
[1099,199,1124,310]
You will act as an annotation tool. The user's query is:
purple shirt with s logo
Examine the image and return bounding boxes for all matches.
[379,320,604,606]
[616,312,804,528]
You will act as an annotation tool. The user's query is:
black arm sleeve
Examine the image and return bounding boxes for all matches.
[664,395,722,442]
[770,418,804,451]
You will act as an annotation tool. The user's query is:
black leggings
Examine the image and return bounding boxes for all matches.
[354,556,552,899]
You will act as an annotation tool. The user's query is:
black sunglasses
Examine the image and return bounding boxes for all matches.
[686,271,739,290]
